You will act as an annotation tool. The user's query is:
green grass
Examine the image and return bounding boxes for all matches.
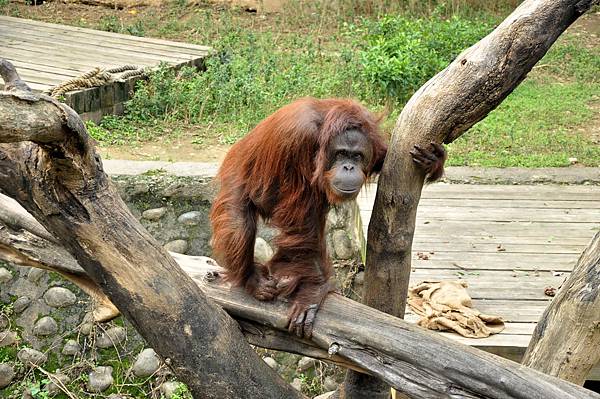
[5,1,598,167]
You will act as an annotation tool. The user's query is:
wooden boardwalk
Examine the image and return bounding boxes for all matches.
[0,16,210,121]
[358,183,600,379]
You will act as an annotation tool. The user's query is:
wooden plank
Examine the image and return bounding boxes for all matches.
[411,242,587,254]
[0,30,198,64]
[0,16,212,52]
[361,215,599,237]
[413,235,591,245]
[415,198,600,209]
[0,22,209,60]
[1,40,188,67]
[0,47,148,71]
[414,208,599,223]
[7,60,86,77]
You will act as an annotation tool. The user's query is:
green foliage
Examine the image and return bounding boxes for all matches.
[98,15,145,36]
[121,28,360,143]
[352,14,494,102]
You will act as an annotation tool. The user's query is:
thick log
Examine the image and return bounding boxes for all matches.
[0,61,303,399]
[347,0,599,397]
[522,232,600,384]
[0,203,597,399]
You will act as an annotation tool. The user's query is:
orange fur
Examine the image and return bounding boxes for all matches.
[209,98,387,300]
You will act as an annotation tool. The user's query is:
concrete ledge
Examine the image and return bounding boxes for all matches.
[442,166,600,185]
[104,160,600,185]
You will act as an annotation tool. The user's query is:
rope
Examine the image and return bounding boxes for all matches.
[46,65,146,98]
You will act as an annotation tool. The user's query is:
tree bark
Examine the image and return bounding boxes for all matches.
[0,203,598,399]
[344,0,599,397]
[0,60,303,399]
[522,232,600,385]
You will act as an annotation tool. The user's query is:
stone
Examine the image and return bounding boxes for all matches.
[177,211,203,226]
[62,339,81,356]
[0,267,12,284]
[132,348,161,377]
[324,376,338,391]
[88,366,114,392]
[291,377,302,391]
[254,237,274,264]
[79,322,94,336]
[160,381,183,399]
[0,315,7,330]
[33,316,58,336]
[18,348,47,366]
[354,271,365,286]
[27,268,46,283]
[0,363,15,389]
[262,356,278,370]
[46,372,70,394]
[332,229,355,260]
[96,327,126,348]
[164,239,188,254]
[13,296,31,313]
[107,395,125,399]
[0,330,17,347]
[142,207,167,221]
[44,287,77,308]
[297,356,317,372]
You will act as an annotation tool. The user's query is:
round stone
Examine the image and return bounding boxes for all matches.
[254,237,274,264]
[0,267,12,284]
[291,377,302,391]
[297,356,317,372]
[17,348,47,366]
[43,287,77,308]
[160,381,183,399]
[177,211,203,226]
[79,322,94,336]
[262,356,278,370]
[46,372,70,394]
[13,296,31,313]
[332,229,355,260]
[0,314,7,330]
[27,268,46,283]
[96,327,126,348]
[33,316,58,336]
[0,331,18,347]
[142,207,167,221]
[163,240,188,254]
[324,376,338,391]
[62,339,81,356]
[132,348,161,377]
[88,366,114,392]
[0,363,15,388]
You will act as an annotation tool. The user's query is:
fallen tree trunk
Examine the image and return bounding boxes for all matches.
[0,199,597,399]
[522,232,600,384]
[347,0,600,396]
[0,59,303,399]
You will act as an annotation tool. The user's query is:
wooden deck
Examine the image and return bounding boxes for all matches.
[358,183,600,379]
[0,16,210,121]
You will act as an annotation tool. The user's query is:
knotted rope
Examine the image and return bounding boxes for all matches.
[46,65,146,98]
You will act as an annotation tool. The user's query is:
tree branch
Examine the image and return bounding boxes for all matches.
[0,61,303,399]
[0,199,597,399]
[348,0,599,396]
[522,232,600,384]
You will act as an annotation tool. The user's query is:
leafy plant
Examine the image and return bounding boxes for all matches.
[351,14,494,103]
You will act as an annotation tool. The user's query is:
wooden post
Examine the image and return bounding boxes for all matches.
[522,232,600,385]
